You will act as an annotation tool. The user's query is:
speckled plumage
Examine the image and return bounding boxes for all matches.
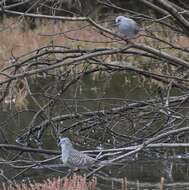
[116,16,139,37]
[59,138,98,169]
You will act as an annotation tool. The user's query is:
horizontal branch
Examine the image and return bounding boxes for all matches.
[1,142,189,156]
[0,144,59,155]
[132,43,189,68]
[0,9,87,21]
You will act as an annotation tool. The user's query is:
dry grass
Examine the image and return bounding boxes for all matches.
[2,174,97,190]
[1,17,188,66]
[0,17,112,65]
[63,174,97,190]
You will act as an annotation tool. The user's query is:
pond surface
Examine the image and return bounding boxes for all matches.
[0,72,189,190]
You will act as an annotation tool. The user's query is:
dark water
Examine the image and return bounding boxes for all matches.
[0,72,189,190]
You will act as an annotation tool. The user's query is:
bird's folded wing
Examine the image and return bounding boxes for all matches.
[68,150,97,168]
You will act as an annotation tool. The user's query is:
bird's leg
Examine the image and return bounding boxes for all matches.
[73,167,80,172]
[123,36,129,40]
[66,167,80,177]
[119,35,130,44]
[123,37,129,44]
[66,169,73,177]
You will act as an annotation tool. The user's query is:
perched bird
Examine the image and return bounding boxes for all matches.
[59,137,99,169]
[115,16,139,38]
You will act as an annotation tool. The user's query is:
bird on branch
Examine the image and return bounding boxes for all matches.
[59,137,105,170]
[115,16,139,38]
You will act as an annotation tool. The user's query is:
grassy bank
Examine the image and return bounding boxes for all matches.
[2,174,97,190]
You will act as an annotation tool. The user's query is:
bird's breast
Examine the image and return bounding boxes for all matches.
[119,21,138,37]
[61,147,70,164]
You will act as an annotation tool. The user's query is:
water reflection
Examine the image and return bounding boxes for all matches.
[0,72,189,190]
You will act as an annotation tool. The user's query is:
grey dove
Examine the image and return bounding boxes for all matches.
[115,16,139,37]
[59,137,100,169]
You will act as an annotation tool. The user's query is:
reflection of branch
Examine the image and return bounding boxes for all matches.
[87,126,189,177]
[97,174,189,189]
[23,93,189,131]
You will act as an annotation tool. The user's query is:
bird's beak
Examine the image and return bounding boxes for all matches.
[58,140,63,146]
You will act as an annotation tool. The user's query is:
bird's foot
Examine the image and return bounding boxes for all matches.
[66,169,73,177]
